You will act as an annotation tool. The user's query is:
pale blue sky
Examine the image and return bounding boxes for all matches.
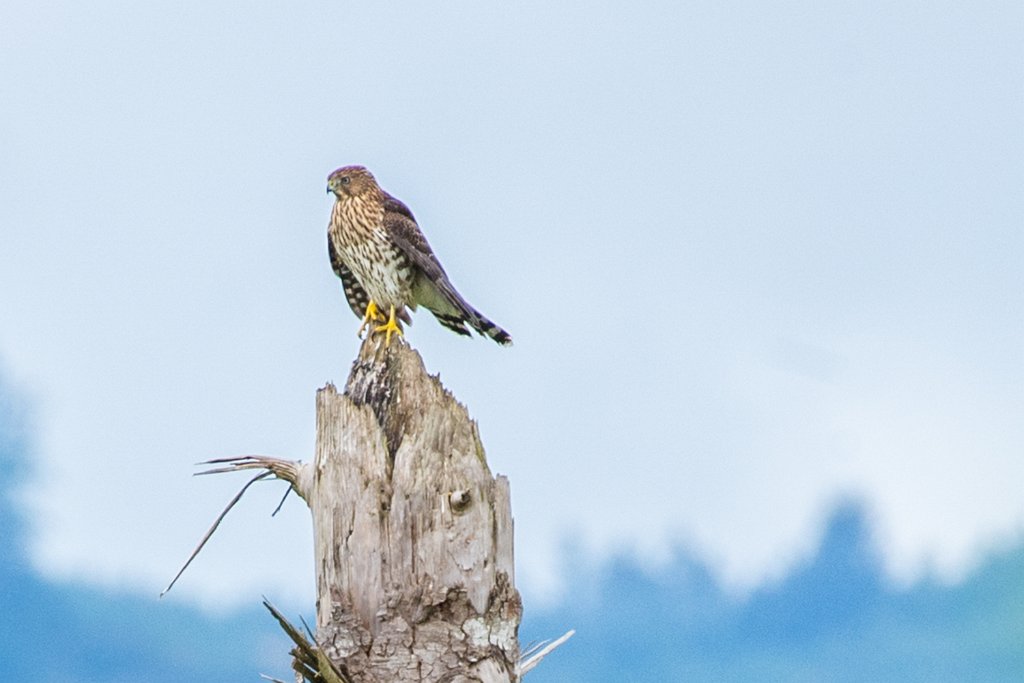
[1,0,1021,609]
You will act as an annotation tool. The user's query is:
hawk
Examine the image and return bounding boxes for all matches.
[326,165,512,346]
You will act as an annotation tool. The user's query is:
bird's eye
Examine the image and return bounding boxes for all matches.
[340,176,350,185]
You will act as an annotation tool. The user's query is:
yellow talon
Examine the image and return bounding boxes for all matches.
[357,300,385,338]
[373,304,403,347]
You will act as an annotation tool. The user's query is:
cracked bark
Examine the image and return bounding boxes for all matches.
[296,337,521,683]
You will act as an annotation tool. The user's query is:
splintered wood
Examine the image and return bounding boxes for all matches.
[307,338,520,683]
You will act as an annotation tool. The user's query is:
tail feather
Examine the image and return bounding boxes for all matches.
[431,308,512,346]
[432,312,473,338]
[467,309,513,346]
[415,275,512,346]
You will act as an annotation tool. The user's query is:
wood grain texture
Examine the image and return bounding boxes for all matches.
[309,338,520,682]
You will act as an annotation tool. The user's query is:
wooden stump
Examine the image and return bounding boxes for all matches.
[305,338,521,682]
[168,337,572,680]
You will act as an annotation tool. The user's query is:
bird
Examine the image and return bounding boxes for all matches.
[326,165,512,347]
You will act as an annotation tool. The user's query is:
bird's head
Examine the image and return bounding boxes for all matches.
[327,165,378,199]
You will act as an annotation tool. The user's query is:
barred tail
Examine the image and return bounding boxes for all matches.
[470,310,513,346]
[432,307,512,346]
[417,274,513,346]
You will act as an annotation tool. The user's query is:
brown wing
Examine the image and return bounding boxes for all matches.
[328,232,370,319]
[382,191,455,283]
[383,191,417,223]
[383,203,511,345]
[382,205,451,284]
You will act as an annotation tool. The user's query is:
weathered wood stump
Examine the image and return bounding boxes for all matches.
[305,338,520,682]
[171,337,572,680]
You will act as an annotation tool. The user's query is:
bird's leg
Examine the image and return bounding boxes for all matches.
[373,304,403,347]
[357,300,385,338]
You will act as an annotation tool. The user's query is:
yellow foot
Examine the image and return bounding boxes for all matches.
[373,304,404,347]
[357,300,385,338]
